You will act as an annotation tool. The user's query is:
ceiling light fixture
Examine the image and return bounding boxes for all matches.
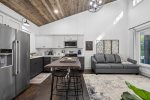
[54,9,59,14]
[88,0,104,13]
[22,18,30,26]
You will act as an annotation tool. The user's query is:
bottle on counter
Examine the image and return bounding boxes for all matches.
[78,50,81,55]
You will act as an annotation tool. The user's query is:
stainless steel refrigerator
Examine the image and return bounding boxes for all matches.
[0,24,30,100]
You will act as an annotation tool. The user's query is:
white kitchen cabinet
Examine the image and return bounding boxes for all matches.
[0,12,5,24]
[36,36,52,48]
[0,12,21,30]
[64,35,78,41]
[77,35,84,48]
[6,16,21,30]
[30,34,36,53]
[52,36,64,48]
[35,35,84,49]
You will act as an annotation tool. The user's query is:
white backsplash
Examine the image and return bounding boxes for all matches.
[36,48,83,56]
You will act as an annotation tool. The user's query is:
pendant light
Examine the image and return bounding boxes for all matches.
[88,0,105,13]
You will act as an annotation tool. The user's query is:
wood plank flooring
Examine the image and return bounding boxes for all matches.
[15,69,93,100]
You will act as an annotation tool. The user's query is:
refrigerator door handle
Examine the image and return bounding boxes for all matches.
[13,40,18,75]
[17,40,21,74]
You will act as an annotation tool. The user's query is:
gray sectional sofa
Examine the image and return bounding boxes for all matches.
[91,54,139,74]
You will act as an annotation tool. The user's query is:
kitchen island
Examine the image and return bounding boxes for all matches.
[30,55,84,79]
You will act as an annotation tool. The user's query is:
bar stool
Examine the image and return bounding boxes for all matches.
[68,69,84,100]
[52,69,68,97]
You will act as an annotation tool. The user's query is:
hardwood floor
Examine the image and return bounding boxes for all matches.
[15,69,93,100]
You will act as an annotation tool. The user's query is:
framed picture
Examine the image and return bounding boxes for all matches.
[86,41,93,51]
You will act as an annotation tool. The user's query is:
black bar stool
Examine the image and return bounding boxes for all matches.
[51,69,68,98]
[68,69,84,100]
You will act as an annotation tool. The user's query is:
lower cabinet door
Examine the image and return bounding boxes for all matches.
[43,57,51,66]
[30,59,36,79]
[30,58,43,79]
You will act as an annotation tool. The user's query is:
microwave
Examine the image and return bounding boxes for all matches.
[64,41,77,48]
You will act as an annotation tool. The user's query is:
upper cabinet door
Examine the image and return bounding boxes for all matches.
[0,12,6,24]
[52,36,64,48]
[6,17,21,30]
[35,36,52,48]
[64,35,78,41]
[0,12,22,30]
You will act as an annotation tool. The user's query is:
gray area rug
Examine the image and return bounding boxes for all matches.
[83,74,150,100]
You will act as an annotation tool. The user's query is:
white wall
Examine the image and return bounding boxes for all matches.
[128,0,150,28]
[128,0,150,77]
[39,0,129,68]
[0,3,39,53]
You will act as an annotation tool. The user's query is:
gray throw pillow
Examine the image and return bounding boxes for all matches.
[105,54,115,63]
[127,58,137,64]
[94,54,105,63]
[114,54,121,63]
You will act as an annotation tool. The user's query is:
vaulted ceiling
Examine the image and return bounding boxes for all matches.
[0,0,116,26]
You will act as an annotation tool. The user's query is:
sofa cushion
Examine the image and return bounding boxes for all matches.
[114,54,121,63]
[94,54,105,63]
[110,64,123,69]
[95,64,111,69]
[105,54,115,63]
[123,64,139,69]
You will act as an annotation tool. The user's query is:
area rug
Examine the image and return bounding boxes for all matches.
[83,74,150,100]
[30,73,51,84]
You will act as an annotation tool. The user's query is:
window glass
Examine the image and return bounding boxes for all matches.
[140,28,150,64]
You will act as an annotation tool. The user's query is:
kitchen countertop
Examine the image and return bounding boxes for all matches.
[30,55,84,59]
[30,56,43,59]
[44,55,64,57]
[44,55,84,57]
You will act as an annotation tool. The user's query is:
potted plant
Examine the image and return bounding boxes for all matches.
[121,81,150,100]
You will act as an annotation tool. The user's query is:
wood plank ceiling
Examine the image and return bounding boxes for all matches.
[0,0,115,26]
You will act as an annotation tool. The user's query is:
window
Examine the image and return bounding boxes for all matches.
[139,28,150,64]
[133,0,143,7]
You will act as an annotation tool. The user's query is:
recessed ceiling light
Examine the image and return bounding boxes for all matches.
[54,9,59,14]
[89,1,93,6]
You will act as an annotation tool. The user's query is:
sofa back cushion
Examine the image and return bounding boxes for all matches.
[114,54,121,63]
[105,54,115,63]
[94,54,105,63]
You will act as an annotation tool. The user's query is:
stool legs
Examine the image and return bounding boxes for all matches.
[50,73,54,100]
[68,70,84,100]
[50,69,84,100]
